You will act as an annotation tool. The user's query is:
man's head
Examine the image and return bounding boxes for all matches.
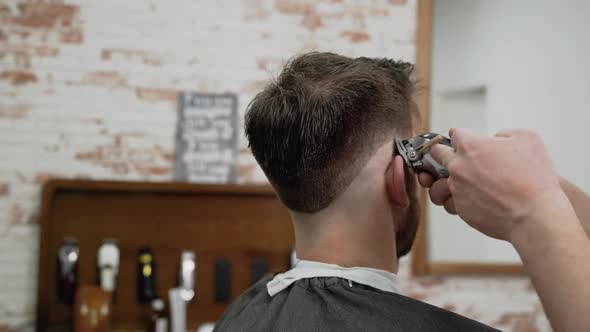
[245,52,419,258]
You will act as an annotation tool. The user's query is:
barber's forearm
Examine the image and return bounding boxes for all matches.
[560,177,590,236]
[511,192,590,332]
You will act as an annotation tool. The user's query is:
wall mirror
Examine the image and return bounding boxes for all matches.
[412,0,589,275]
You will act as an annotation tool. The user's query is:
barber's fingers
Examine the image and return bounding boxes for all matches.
[431,144,456,169]
[495,128,540,141]
[448,128,457,138]
[429,178,451,206]
[418,173,434,188]
[443,197,457,215]
[448,128,477,151]
[495,128,518,138]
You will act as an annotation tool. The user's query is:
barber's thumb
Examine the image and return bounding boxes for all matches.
[430,144,455,169]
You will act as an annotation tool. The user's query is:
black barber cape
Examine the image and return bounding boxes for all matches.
[214,275,498,331]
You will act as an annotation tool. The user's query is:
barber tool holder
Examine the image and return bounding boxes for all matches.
[37,179,294,331]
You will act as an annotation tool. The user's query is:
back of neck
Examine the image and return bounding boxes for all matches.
[290,197,398,273]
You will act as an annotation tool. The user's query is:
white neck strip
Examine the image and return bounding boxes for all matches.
[267,260,401,296]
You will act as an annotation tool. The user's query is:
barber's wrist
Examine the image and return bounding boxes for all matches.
[510,190,577,255]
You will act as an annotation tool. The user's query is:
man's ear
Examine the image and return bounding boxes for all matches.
[386,155,409,209]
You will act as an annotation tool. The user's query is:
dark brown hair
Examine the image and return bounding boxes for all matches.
[245,52,416,212]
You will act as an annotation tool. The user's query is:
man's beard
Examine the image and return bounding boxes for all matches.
[395,173,420,258]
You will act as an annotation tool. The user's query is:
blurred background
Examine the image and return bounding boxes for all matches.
[1,0,588,331]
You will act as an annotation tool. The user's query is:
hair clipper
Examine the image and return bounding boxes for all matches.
[396,133,452,180]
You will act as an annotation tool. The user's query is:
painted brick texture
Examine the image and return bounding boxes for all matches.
[0,0,549,331]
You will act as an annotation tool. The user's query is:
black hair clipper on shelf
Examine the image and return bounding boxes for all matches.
[57,238,79,305]
[396,133,452,180]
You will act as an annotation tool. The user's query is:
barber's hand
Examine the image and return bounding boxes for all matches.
[420,128,564,241]
[418,174,457,215]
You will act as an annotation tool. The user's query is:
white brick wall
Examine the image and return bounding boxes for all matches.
[0,1,549,330]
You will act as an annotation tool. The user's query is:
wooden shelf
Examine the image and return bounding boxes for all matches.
[37,179,293,331]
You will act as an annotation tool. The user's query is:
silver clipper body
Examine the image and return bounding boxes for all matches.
[396,133,452,180]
